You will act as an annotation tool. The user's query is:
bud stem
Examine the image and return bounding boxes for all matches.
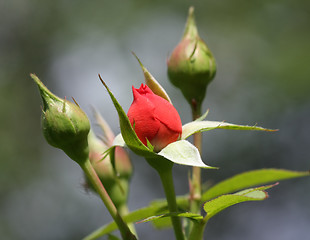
[188,220,206,240]
[118,203,138,236]
[80,158,137,240]
[191,104,202,204]
[146,158,185,240]
[187,104,203,236]
[159,170,185,240]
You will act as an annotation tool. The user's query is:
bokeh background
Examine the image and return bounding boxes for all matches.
[1,0,309,239]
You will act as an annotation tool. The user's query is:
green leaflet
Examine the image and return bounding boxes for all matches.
[203,184,276,220]
[151,216,172,229]
[182,120,277,140]
[137,212,203,224]
[83,168,309,239]
[82,197,188,240]
[202,169,310,202]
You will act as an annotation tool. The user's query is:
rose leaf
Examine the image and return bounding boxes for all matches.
[202,169,310,202]
[182,120,277,140]
[203,184,276,221]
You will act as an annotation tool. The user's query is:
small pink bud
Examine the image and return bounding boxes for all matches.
[167,7,216,110]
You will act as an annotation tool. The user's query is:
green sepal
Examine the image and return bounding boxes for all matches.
[146,138,155,152]
[132,52,172,104]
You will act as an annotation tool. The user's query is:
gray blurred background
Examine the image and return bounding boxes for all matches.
[1,0,309,239]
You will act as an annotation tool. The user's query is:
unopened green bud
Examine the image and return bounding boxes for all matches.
[87,130,132,208]
[31,74,90,163]
[167,6,216,111]
[93,109,133,179]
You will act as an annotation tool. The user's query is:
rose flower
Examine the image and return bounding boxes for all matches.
[127,84,182,152]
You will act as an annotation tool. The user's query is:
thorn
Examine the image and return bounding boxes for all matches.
[72,97,80,107]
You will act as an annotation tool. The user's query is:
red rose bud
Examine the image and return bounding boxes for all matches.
[127,84,182,152]
[167,6,216,111]
[31,74,90,163]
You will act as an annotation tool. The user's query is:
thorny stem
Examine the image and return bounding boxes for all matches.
[80,158,137,240]
[187,100,203,236]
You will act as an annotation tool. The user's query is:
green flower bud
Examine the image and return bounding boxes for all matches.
[93,109,133,179]
[87,129,132,209]
[167,6,216,111]
[31,74,90,163]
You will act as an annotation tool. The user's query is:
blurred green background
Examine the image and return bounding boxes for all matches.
[1,0,309,239]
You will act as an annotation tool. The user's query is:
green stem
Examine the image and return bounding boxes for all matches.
[159,169,185,240]
[147,158,185,240]
[191,131,202,205]
[186,103,203,237]
[118,203,137,237]
[80,159,137,240]
[188,220,207,240]
[190,105,202,210]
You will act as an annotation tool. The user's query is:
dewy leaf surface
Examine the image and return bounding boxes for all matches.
[182,120,277,140]
[203,184,275,220]
[202,169,309,202]
[158,140,216,169]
